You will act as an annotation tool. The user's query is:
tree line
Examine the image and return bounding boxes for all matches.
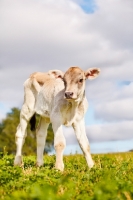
[0,108,54,155]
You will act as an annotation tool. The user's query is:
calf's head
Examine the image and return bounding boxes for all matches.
[63,67,100,101]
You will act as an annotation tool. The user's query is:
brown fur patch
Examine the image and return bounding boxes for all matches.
[30,72,50,86]
[64,67,83,76]
[64,67,85,83]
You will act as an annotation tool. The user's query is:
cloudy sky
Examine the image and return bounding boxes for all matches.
[0,0,133,153]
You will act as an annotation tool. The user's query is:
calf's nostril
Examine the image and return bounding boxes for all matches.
[65,92,73,98]
[65,92,68,98]
[69,92,73,97]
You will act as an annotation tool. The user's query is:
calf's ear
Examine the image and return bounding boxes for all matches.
[48,70,64,79]
[85,68,100,80]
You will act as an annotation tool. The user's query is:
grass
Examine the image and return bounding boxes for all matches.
[0,152,133,200]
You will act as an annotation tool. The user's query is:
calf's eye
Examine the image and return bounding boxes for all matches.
[79,79,83,83]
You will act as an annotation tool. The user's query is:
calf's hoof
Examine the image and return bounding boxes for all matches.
[55,163,64,172]
[14,156,23,166]
[36,161,44,167]
[88,161,95,169]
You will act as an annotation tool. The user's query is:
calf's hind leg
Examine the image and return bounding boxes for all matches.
[14,105,35,166]
[36,117,49,167]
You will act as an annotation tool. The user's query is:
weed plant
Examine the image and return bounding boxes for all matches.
[0,152,133,200]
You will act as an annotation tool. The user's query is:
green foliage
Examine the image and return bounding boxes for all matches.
[0,108,19,154]
[0,108,54,155]
[0,153,133,200]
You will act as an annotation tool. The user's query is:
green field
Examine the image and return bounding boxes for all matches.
[0,152,133,200]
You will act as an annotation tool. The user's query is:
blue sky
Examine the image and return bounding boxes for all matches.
[79,0,97,13]
[85,105,103,125]
[52,139,133,155]
[0,0,133,154]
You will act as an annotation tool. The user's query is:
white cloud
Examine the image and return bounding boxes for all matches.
[115,82,133,99]
[0,0,133,143]
[90,0,133,49]
[63,121,133,144]
[95,98,133,122]
[86,121,133,142]
[92,80,133,122]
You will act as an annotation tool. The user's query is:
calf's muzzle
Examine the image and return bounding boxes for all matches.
[65,91,73,99]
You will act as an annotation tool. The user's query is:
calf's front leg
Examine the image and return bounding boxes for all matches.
[72,119,94,168]
[51,117,66,171]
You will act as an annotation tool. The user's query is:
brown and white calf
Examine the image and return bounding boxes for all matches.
[14,67,100,171]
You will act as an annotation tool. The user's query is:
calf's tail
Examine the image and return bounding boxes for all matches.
[30,114,36,131]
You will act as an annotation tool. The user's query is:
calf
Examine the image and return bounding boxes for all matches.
[14,67,100,171]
